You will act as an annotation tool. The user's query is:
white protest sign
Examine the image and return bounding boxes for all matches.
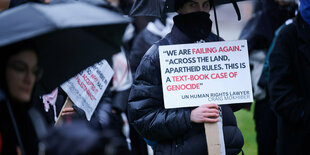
[61,59,114,120]
[159,40,253,109]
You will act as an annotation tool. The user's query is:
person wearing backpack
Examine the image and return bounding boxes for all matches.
[268,1,310,154]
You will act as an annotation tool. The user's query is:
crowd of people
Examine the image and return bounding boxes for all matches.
[0,0,309,155]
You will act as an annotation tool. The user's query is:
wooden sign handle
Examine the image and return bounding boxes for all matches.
[54,97,74,126]
[204,122,221,155]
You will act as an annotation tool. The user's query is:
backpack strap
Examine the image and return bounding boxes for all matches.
[258,19,296,88]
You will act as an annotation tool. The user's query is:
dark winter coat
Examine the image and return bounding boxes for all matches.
[129,28,161,75]
[42,121,129,155]
[268,14,310,155]
[128,25,244,155]
[0,101,39,155]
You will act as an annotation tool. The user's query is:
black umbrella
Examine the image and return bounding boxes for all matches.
[0,1,131,92]
[130,0,245,18]
[129,0,246,38]
[0,2,130,155]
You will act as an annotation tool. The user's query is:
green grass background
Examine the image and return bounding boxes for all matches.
[235,103,258,155]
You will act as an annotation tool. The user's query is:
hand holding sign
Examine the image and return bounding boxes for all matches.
[61,107,75,116]
[190,104,219,123]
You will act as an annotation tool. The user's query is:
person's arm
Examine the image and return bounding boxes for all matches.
[128,45,193,141]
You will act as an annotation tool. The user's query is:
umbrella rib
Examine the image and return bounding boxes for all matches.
[31,4,60,30]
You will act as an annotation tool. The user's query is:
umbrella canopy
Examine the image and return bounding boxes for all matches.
[49,0,109,7]
[129,0,246,19]
[129,0,245,40]
[0,2,131,92]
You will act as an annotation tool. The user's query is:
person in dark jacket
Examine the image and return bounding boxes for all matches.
[268,1,310,154]
[0,41,42,155]
[128,0,244,154]
[239,0,297,154]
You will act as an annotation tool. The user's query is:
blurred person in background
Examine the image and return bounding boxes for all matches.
[239,0,297,154]
[268,0,310,154]
[129,13,175,76]
[0,41,42,155]
[128,13,175,155]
